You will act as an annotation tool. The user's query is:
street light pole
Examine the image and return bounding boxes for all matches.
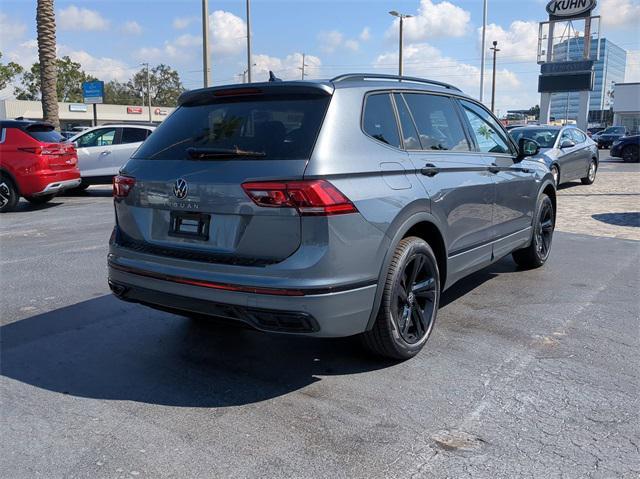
[389,11,413,77]
[202,0,211,87]
[246,0,252,83]
[490,40,500,113]
[479,0,488,101]
[141,62,152,123]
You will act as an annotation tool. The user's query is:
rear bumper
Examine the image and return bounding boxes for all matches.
[107,257,377,337]
[33,178,81,196]
[19,169,81,196]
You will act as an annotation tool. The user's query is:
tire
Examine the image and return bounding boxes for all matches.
[25,194,55,205]
[361,237,440,360]
[622,145,639,163]
[550,165,559,185]
[0,175,19,213]
[512,193,555,269]
[580,159,597,185]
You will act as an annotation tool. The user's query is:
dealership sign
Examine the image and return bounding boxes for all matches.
[546,0,597,18]
[127,106,143,114]
[82,81,104,104]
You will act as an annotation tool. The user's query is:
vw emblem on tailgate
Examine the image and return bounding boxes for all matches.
[173,178,188,199]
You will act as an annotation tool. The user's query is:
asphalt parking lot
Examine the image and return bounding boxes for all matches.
[1,155,639,478]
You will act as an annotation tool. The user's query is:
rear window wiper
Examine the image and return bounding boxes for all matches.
[186,147,266,160]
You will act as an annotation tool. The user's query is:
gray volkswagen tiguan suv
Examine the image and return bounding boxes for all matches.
[108,73,556,359]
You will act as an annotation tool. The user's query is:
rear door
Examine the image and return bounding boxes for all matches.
[397,92,496,279]
[557,128,582,179]
[568,128,591,178]
[115,89,331,262]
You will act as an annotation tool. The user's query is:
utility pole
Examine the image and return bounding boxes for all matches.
[299,53,309,80]
[141,62,152,122]
[479,0,487,102]
[246,0,252,83]
[202,0,211,87]
[490,40,500,113]
[389,11,413,77]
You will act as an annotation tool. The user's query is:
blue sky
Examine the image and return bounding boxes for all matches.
[1,0,639,113]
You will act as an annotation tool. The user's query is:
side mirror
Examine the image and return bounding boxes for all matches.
[560,139,576,149]
[517,137,540,160]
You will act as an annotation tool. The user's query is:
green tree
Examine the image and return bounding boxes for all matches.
[14,56,97,102]
[526,105,540,119]
[128,64,185,107]
[0,52,23,90]
[104,80,143,105]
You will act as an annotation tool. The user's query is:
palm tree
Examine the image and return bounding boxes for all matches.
[36,0,59,129]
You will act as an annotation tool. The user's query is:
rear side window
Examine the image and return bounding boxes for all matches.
[460,100,513,154]
[362,93,401,148]
[393,94,421,150]
[402,93,470,151]
[133,95,330,160]
[25,125,65,143]
[76,128,117,147]
[121,128,149,144]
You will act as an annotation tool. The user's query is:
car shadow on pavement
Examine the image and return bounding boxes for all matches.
[1,257,518,407]
[592,212,640,227]
[4,200,63,213]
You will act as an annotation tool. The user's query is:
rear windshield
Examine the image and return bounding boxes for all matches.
[133,95,331,161]
[25,125,66,143]
[510,128,559,149]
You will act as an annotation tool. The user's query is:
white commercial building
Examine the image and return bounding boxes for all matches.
[612,82,640,134]
[0,99,175,130]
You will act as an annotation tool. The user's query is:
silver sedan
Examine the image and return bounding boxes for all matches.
[509,126,599,186]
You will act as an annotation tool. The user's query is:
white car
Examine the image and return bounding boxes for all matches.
[71,123,155,188]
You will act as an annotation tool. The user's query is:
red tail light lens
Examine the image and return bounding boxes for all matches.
[242,180,357,216]
[113,175,136,198]
[18,144,65,155]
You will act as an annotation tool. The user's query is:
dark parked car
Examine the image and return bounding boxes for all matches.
[108,73,556,360]
[509,125,598,186]
[595,126,628,149]
[586,127,605,138]
[610,135,639,162]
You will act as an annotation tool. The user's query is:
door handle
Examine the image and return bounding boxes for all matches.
[488,164,500,174]
[99,150,111,156]
[421,163,439,177]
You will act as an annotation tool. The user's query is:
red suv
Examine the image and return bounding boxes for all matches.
[0,120,81,212]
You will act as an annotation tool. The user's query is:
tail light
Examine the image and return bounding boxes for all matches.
[242,180,357,216]
[18,145,63,155]
[113,175,136,198]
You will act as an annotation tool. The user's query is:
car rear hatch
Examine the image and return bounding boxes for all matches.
[21,123,77,170]
[114,82,334,264]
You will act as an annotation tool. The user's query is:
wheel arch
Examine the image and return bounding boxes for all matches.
[0,168,20,195]
[365,208,447,331]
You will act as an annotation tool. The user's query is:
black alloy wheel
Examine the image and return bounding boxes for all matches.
[512,193,555,269]
[361,237,440,360]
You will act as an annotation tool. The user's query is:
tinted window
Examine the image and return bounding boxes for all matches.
[393,94,421,149]
[134,96,330,160]
[569,129,586,143]
[25,125,65,143]
[510,128,559,149]
[403,94,470,151]
[362,93,401,148]
[122,127,149,144]
[460,100,512,154]
[76,128,117,147]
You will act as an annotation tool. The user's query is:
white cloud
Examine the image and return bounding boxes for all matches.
[252,52,322,81]
[209,10,246,55]
[318,30,361,53]
[599,0,640,28]
[625,50,640,82]
[0,12,26,43]
[386,0,471,41]
[6,39,39,69]
[121,20,142,35]
[373,42,530,113]
[481,21,539,62]
[173,16,194,30]
[360,27,371,42]
[62,49,131,82]
[135,10,245,63]
[58,5,110,31]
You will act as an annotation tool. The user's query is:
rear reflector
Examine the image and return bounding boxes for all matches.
[242,180,357,216]
[113,175,136,198]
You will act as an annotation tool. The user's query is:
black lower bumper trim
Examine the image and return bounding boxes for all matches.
[108,280,320,334]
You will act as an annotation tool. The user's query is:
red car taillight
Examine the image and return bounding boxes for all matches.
[113,175,136,198]
[18,145,63,155]
[242,180,357,216]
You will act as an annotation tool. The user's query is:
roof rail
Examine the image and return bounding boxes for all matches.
[330,73,462,92]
